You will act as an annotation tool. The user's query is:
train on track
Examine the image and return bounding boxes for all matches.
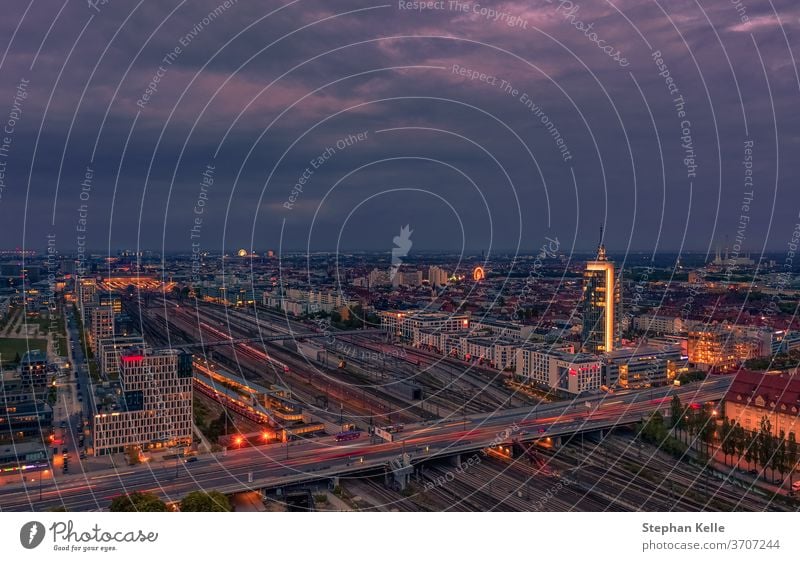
[334,430,362,442]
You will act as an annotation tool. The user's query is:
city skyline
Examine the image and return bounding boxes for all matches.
[1,246,798,514]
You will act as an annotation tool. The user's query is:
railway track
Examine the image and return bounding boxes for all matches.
[353,478,421,512]
[201,302,533,418]
[578,435,793,512]
[479,456,623,511]
[143,302,425,425]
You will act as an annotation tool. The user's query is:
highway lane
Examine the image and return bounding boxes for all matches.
[0,376,730,511]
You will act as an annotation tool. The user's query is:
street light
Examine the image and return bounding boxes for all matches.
[38,470,49,501]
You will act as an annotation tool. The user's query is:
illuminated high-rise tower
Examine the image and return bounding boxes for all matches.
[582,230,621,353]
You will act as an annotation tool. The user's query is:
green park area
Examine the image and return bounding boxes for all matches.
[0,337,47,365]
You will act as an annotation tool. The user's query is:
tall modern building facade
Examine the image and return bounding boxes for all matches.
[582,243,621,353]
[90,306,115,352]
[428,266,449,287]
[92,349,193,455]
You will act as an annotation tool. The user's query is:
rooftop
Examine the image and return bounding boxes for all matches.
[20,349,47,364]
[725,369,800,412]
[606,344,682,359]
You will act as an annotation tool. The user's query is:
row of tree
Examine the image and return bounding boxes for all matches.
[744,349,800,371]
[669,396,716,452]
[668,395,799,485]
[717,416,799,485]
[110,490,232,512]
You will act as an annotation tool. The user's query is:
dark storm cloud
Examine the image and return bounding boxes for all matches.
[0,0,798,256]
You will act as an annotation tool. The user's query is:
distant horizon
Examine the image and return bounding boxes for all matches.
[0,247,789,257]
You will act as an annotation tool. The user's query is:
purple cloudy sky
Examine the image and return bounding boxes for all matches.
[0,0,798,256]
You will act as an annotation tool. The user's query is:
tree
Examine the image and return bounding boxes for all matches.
[757,416,775,481]
[206,412,229,441]
[744,429,756,470]
[720,418,734,466]
[698,408,715,457]
[733,423,746,469]
[788,432,799,489]
[110,492,168,512]
[669,395,682,429]
[773,430,788,486]
[179,491,232,512]
[126,446,141,466]
[686,409,697,447]
[690,407,712,455]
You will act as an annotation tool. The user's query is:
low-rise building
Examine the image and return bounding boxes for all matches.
[515,346,600,395]
[632,315,683,335]
[724,370,800,438]
[18,350,49,394]
[688,327,762,370]
[464,337,496,364]
[268,288,357,316]
[0,369,47,404]
[379,310,469,341]
[0,401,53,441]
[776,331,800,354]
[440,330,470,358]
[470,318,533,341]
[493,338,520,371]
[0,441,51,472]
[603,344,682,389]
[415,328,441,351]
